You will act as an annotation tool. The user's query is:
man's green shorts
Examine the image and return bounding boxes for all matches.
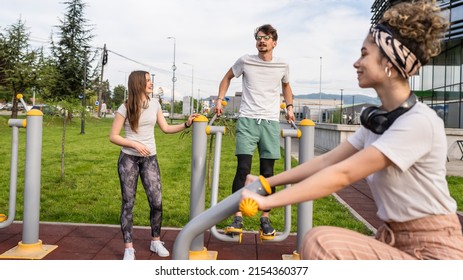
[235,117,281,159]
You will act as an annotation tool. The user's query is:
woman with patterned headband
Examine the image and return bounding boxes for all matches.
[240,0,463,259]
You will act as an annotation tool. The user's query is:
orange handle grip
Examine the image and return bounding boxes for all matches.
[239,198,258,217]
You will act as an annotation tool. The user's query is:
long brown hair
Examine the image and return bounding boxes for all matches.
[125,70,149,133]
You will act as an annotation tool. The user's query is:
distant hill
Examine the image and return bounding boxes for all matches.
[295,93,380,105]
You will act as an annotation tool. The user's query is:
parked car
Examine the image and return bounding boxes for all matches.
[2,102,25,111]
[31,104,60,116]
[162,110,169,118]
[4,103,13,111]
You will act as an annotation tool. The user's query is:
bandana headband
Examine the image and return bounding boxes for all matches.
[370,24,422,79]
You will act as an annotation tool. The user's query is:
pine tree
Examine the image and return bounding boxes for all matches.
[50,0,95,180]
[50,0,94,102]
[0,19,41,118]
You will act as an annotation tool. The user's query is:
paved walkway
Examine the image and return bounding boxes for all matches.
[0,222,299,260]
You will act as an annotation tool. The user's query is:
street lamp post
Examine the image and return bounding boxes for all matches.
[80,62,87,134]
[80,48,89,135]
[151,73,155,97]
[183,62,194,115]
[197,89,200,113]
[118,71,129,101]
[340,88,343,124]
[167,37,176,123]
[352,95,355,122]
[318,56,323,123]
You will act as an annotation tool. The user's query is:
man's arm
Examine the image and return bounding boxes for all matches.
[282,82,295,122]
[215,68,234,116]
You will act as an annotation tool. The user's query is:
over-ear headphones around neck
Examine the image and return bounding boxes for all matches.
[360,93,417,135]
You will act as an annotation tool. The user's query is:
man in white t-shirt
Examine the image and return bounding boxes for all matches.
[214,24,295,237]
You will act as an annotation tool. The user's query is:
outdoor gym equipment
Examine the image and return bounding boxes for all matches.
[172,108,316,259]
[173,175,272,260]
[211,104,302,243]
[208,99,227,126]
[239,198,259,217]
[280,103,298,129]
[282,119,315,260]
[0,94,58,259]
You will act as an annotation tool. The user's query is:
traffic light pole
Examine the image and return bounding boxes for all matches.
[97,43,107,118]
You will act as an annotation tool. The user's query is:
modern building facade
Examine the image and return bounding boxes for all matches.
[371,0,463,128]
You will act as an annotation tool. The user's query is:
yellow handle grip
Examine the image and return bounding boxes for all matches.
[239,198,258,217]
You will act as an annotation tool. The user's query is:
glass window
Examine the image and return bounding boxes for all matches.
[433,54,446,89]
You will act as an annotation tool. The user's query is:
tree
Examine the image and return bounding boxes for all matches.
[50,0,94,103]
[0,19,42,118]
[111,84,126,109]
[50,0,95,179]
[33,48,59,103]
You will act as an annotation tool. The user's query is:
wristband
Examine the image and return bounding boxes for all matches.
[184,122,191,128]
[286,104,293,109]
[217,97,223,101]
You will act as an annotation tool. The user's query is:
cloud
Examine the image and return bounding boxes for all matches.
[1,0,377,100]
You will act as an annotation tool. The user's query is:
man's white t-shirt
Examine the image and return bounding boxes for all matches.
[232,54,289,121]
[348,102,457,222]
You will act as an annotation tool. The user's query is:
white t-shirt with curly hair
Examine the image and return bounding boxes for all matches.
[348,102,457,222]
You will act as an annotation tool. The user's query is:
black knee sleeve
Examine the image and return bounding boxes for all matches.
[232,154,252,193]
[260,158,276,192]
[260,158,276,212]
[259,158,275,178]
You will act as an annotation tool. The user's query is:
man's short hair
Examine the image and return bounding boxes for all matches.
[254,24,278,41]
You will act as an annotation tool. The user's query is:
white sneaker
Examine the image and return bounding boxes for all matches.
[150,240,170,257]
[123,247,136,260]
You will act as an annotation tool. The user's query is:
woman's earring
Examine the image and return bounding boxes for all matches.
[384,67,392,78]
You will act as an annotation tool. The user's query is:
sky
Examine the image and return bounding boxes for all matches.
[1,0,377,101]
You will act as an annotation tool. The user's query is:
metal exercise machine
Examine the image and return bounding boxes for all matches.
[0,94,58,259]
[172,104,316,259]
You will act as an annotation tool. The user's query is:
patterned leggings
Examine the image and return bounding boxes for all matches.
[117,152,163,243]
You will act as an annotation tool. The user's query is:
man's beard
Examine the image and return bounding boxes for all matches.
[258,45,269,53]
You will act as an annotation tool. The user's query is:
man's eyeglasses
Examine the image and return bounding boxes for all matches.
[255,35,273,41]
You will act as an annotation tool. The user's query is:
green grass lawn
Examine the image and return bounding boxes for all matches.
[1,114,461,236]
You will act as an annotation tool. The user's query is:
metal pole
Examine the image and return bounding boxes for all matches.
[118,71,128,102]
[167,37,176,123]
[352,95,355,119]
[151,74,155,97]
[183,62,194,115]
[340,89,343,124]
[189,116,208,252]
[191,66,194,114]
[296,119,315,254]
[208,126,239,242]
[318,56,322,123]
[0,120,22,229]
[80,54,87,134]
[97,44,106,118]
[22,111,43,244]
[196,89,200,113]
